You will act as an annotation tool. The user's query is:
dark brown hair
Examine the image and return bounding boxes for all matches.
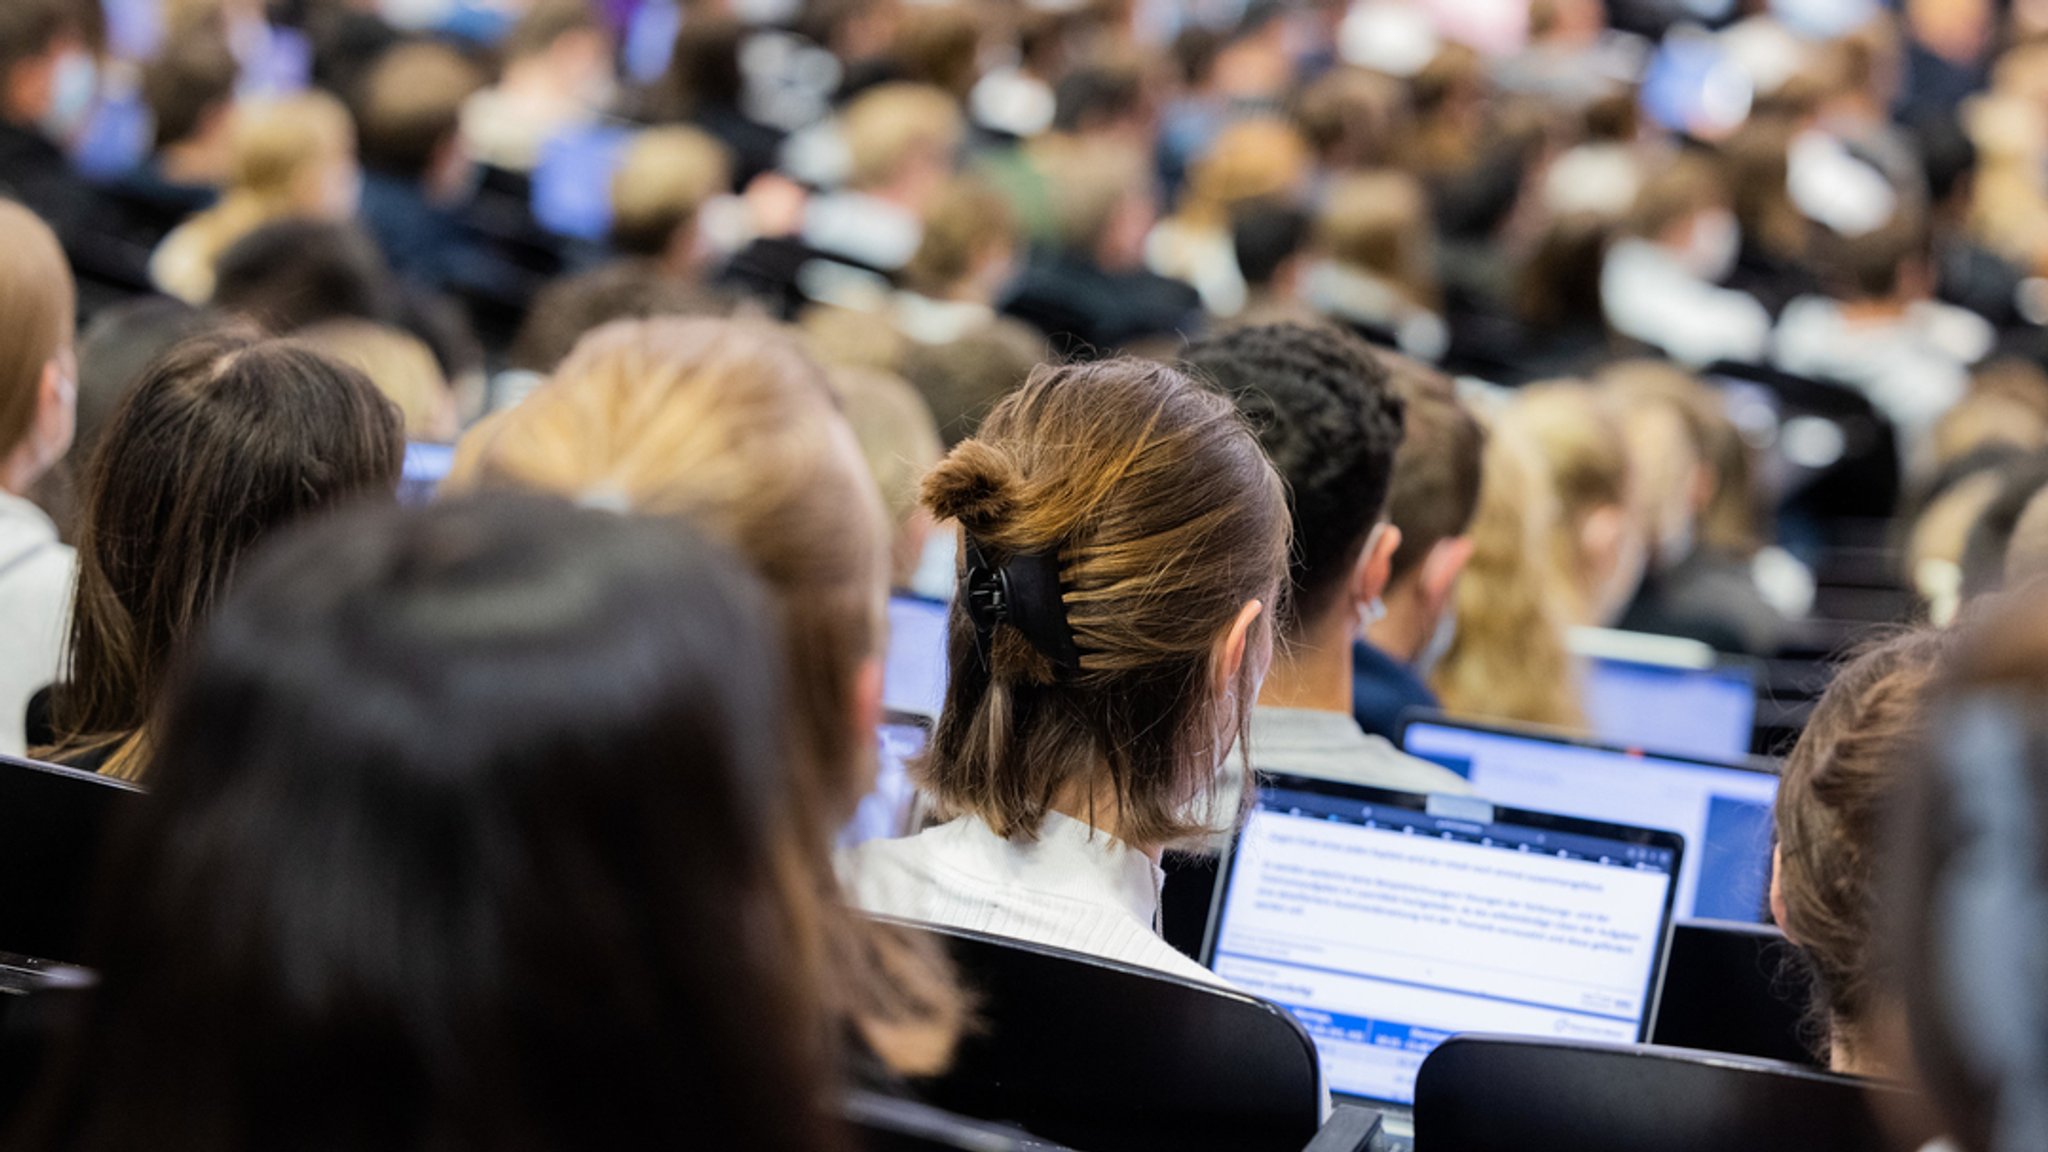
[45,331,404,779]
[920,358,1289,848]
[1382,358,1484,586]
[141,17,238,150]
[1776,628,1951,1068]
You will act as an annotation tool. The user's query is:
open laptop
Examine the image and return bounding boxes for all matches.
[1202,777,1682,1113]
[884,593,950,720]
[839,711,934,849]
[1569,627,1760,761]
[1400,715,1779,922]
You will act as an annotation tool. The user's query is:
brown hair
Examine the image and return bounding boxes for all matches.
[1777,628,1951,1071]
[919,358,1289,848]
[1383,360,1485,586]
[1317,170,1440,310]
[448,316,964,1076]
[1623,150,1731,241]
[0,200,75,459]
[899,319,1045,448]
[831,365,945,588]
[354,40,486,180]
[46,331,404,780]
[902,176,1015,299]
[141,18,238,150]
[1509,381,1633,618]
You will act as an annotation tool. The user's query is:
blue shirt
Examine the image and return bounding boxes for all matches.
[1351,638,1437,743]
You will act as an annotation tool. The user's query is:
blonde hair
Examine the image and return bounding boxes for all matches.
[294,321,457,442]
[841,83,964,192]
[1034,135,1148,256]
[1170,118,1309,230]
[1431,414,1583,728]
[920,359,1289,849]
[831,365,945,588]
[1509,381,1635,623]
[447,316,963,1076]
[0,200,74,457]
[609,125,733,257]
[1317,170,1440,309]
[152,92,356,303]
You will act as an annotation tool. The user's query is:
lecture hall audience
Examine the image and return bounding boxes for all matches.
[15,0,2048,1147]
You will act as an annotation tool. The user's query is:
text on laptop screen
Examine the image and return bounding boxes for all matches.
[1580,656,1757,761]
[1402,720,1778,922]
[1208,783,1679,1107]
[884,595,950,719]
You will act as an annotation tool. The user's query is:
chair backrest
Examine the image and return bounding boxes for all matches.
[1414,1035,1934,1152]
[1652,919,1818,1067]
[892,920,1323,1152]
[846,1090,1075,1152]
[0,754,143,964]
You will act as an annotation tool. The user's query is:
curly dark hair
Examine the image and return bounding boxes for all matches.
[1184,323,1405,637]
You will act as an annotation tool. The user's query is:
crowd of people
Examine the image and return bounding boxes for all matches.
[9,0,2048,1147]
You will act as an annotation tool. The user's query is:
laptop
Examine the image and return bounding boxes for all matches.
[1203,777,1682,1112]
[1400,715,1779,922]
[0,753,145,964]
[839,711,934,849]
[884,593,950,720]
[1569,627,1760,762]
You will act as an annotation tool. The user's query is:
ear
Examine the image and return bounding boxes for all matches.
[1352,522,1402,609]
[1580,503,1628,576]
[1418,535,1474,615]
[1217,598,1266,687]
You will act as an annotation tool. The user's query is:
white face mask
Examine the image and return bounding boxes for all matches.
[1412,601,1457,682]
[40,51,98,142]
[1682,209,1742,283]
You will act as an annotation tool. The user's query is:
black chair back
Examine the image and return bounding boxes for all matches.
[1652,919,1817,1066]
[0,754,142,963]
[847,1091,1074,1151]
[895,921,1323,1152]
[1414,1035,1932,1152]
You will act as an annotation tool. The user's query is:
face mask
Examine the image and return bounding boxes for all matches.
[908,526,958,602]
[1683,209,1742,283]
[1357,595,1387,636]
[40,51,98,143]
[1412,602,1457,683]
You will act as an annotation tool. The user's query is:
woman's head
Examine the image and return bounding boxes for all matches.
[1773,628,1952,1075]
[0,199,76,494]
[52,330,404,779]
[1173,117,1311,230]
[228,91,359,219]
[18,495,842,1152]
[1431,413,1582,729]
[452,318,886,823]
[919,358,1288,850]
[448,316,960,1076]
[1507,381,1646,627]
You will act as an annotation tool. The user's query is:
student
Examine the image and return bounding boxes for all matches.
[1508,381,1648,629]
[842,357,1289,983]
[893,176,1019,346]
[9,496,845,1152]
[1147,118,1311,318]
[0,203,78,758]
[1304,170,1449,362]
[37,332,403,778]
[1771,628,1950,1078]
[459,0,615,174]
[1889,588,2048,1152]
[119,24,239,241]
[450,316,964,1077]
[150,91,362,303]
[1186,324,1468,794]
[1431,413,1583,728]
[608,126,733,279]
[351,40,489,293]
[1354,359,1485,742]
[296,320,461,442]
[0,0,105,259]
[1600,153,1772,368]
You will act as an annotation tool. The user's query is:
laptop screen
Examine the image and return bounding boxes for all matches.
[1401,718,1778,922]
[839,713,932,849]
[1205,779,1681,1107]
[884,594,950,720]
[1580,656,1757,761]
[398,442,456,507]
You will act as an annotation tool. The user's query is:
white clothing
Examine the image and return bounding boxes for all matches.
[1773,295,1990,460]
[1146,221,1247,318]
[0,492,73,757]
[1601,238,1772,367]
[840,810,1225,986]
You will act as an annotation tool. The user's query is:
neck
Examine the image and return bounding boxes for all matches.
[1368,585,1428,663]
[1050,782,1163,865]
[1257,610,1356,715]
[1,440,43,497]
[160,134,230,186]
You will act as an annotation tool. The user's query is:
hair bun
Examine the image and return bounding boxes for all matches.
[922,440,1021,534]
